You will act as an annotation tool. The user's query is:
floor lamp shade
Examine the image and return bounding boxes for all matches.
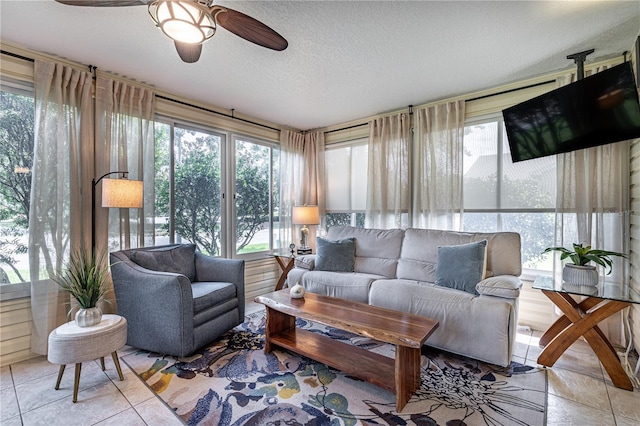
[92,172,144,251]
[101,178,143,208]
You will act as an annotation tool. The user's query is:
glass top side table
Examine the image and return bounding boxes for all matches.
[266,251,297,291]
[532,276,640,391]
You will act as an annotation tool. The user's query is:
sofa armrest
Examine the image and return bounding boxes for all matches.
[294,254,316,270]
[476,275,522,299]
[194,252,245,318]
[195,252,244,284]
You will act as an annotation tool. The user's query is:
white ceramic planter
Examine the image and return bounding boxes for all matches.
[75,307,102,327]
[562,264,598,286]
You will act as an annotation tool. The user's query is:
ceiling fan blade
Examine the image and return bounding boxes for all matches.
[174,41,202,63]
[54,0,148,6]
[216,7,288,51]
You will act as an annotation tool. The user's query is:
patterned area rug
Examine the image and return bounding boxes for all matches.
[122,312,547,425]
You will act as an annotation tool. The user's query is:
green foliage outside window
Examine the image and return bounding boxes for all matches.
[0,91,33,283]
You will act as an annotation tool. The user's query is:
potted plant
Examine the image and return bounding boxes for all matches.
[53,249,111,327]
[543,243,627,286]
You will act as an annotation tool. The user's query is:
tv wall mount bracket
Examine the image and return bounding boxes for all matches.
[566,49,595,80]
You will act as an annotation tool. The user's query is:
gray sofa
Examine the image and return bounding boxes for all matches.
[110,244,245,357]
[287,226,522,367]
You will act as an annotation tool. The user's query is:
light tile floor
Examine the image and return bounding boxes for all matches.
[2,303,640,425]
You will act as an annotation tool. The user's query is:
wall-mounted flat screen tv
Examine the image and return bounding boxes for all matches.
[503,62,640,163]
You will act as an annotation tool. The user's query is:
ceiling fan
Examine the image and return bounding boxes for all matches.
[54,0,288,63]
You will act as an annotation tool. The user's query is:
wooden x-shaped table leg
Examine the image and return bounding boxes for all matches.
[538,290,632,391]
[273,256,295,291]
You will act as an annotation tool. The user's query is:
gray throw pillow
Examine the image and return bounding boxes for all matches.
[130,244,197,282]
[315,237,356,272]
[435,239,487,295]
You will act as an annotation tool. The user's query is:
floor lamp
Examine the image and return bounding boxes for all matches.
[91,171,144,252]
[292,205,320,255]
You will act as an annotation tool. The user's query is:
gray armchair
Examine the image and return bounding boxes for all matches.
[110,244,245,357]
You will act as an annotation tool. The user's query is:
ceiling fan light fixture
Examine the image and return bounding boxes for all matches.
[149,0,215,44]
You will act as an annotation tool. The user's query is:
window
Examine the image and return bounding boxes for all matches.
[324,139,368,230]
[233,135,278,256]
[154,120,278,259]
[0,84,34,299]
[463,115,556,271]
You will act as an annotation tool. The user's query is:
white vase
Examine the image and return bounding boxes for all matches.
[75,307,102,327]
[562,264,598,286]
[290,283,305,299]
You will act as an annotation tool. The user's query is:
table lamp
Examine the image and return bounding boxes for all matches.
[292,205,320,255]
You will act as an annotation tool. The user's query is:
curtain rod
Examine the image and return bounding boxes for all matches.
[3,49,554,133]
[155,95,281,132]
[1,51,281,133]
[324,122,368,134]
[325,81,555,134]
[1,50,34,62]
[466,79,555,102]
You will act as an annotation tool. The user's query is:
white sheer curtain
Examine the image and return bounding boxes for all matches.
[366,113,410,229]
[94,77,155,252]
[412,100,465,230]
[278,130,325,250]
[30,60,93,354]
[554,67,631,346]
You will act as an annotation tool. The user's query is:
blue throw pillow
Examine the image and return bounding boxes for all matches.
[315,237,356,272]
[435,240,487,295]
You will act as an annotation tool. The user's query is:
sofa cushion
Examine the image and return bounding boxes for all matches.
[435,240,487,295]
[327,226,403,277]
[397,228,521,282]
[130,244,196,281]
[369,278,517,367]
[300,271,382,303]
[315,237,356,272]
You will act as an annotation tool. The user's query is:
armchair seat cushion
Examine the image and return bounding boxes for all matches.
[192,281,238,313]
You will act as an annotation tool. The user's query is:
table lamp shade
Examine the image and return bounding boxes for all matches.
[292,205,320,225]
[101,178,143,208]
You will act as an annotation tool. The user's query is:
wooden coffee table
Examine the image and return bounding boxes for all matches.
[255,289,439,412]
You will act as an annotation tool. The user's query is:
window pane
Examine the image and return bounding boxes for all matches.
[501,126,556,209]
[502,213,555,270]
[235,138,272,255]
[154,122,171,245]
[0,90,33,286]
[462,212,498,232]
[272,147,281,250]
[173,127,222,256]
[325,212,366,229]
[325,140,368,211]
[463,122,498,209]
[463,116,558,274]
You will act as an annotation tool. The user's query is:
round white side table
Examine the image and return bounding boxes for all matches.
[47,314,127,402]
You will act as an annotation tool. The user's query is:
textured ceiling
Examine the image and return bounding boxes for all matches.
[1,1,639,130]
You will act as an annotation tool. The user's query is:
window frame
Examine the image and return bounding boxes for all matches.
[462,113,557,277]
[229,133,279,261]
[324,137,368,230]
[0,78,35,300]
[154,115,279,260]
